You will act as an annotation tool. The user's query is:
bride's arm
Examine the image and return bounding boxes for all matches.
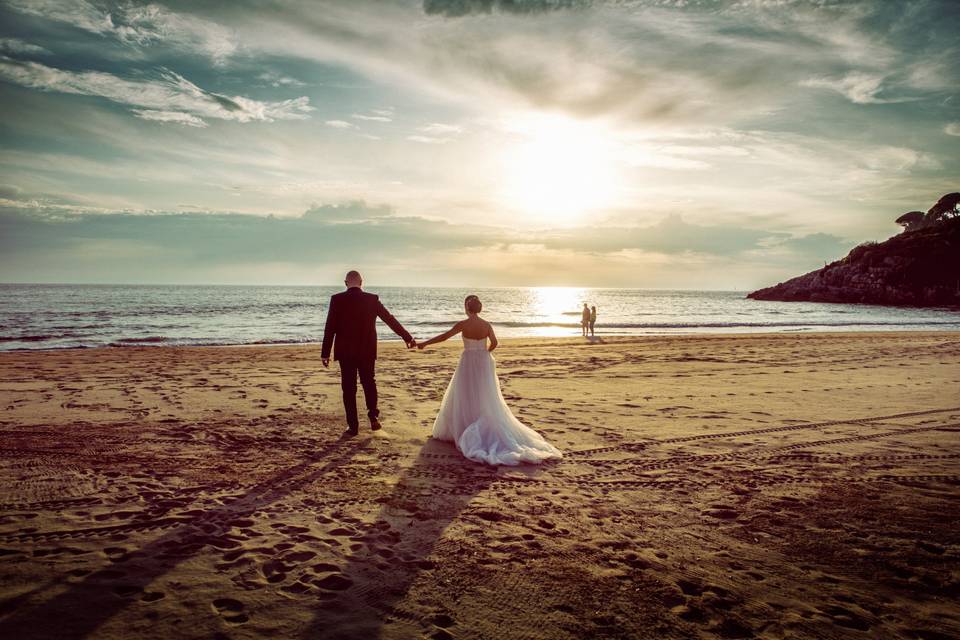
[417,321,464,350]
[487,324,499,352]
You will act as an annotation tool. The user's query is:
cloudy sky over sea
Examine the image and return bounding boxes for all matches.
[0,0,957,288]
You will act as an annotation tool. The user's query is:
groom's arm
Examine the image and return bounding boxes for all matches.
[376,300,414,346]
[321,296,337,364]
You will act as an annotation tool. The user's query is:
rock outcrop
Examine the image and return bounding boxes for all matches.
[748,194,960,307]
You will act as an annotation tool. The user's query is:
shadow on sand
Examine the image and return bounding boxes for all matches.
[300,437,506,639]
[0,435,363,640]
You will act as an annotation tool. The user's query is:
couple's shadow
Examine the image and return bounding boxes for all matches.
[300,436,508,639]
[0,436,364,639]
[0,434,528,640]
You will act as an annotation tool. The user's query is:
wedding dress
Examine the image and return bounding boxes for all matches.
[431,337,562,466]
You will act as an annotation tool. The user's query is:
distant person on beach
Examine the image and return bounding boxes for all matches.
[590,305,597,337]
[321,270,417,436]
[581,303,590,336]
[417,295,561,465]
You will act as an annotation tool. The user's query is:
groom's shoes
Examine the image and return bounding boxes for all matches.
[370,417,382,432]
[343,426,359,438]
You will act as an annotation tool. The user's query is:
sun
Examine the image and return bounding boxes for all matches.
[500,113,620,223]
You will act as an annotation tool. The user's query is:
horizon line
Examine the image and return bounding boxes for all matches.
[0,282,752,292]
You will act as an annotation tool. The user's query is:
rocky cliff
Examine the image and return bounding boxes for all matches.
[748,195,960,307]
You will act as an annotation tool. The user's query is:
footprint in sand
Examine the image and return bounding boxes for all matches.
[312,573,352,591]
[283,550,317,563]
[213,597,249,624]
[112,584,143,598]
[819,604,872,631]
[702,504,739,520]
[261,559,291,583]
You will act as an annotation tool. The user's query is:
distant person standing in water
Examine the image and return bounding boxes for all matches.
[590,305,597,337]
[581,303,590,337]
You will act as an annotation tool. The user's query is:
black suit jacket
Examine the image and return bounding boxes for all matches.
[321,288,412,361]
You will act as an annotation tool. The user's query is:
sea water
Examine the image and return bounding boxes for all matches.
[1,284,958,350]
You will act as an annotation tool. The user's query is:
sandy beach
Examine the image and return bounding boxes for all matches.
[1,332,959,639]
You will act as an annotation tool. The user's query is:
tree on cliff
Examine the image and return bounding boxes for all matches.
[897,192,960,231]
[926,192,960,222]
[895,211,925,230]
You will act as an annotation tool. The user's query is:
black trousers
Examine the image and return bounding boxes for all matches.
[338,357,378,428]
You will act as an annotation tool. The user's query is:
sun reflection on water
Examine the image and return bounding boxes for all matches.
[528,286,589,336]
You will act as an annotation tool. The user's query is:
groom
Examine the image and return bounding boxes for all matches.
[321,270,416,436]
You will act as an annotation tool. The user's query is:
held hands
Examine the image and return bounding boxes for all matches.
[406,338,417,350]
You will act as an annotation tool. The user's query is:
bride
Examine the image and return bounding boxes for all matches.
[417,295,562,466]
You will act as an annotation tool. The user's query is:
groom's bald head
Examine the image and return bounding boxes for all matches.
[344,270,362,288]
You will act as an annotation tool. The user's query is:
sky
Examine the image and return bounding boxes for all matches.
[0,0,957,289]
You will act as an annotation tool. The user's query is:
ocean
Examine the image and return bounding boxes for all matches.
[1,284,958,351]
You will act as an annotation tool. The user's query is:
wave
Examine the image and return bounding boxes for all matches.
[112,336,178,344]
[5,317,960,351]
[0,332,87,342]
[105,336,323,348]
[28,301,327,319]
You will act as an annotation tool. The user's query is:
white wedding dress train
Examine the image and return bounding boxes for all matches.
[431,337,562,466]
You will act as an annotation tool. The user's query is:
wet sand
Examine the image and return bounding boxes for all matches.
[1,332,959,639]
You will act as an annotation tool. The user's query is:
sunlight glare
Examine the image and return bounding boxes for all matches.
[500,114,620,223]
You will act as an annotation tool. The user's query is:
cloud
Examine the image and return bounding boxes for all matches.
[6,0,237,63]
[301,200,392,221]
[0,184,22,199]
[0,202,860,286]
[132,109,207,127]
[1,0,956,284]
[422,0,589,18]
[257,71,306,87]
[622,146,710,170]
[226,0,958,129]
[0,58,313,125]
[946,122,960,137]
[776,232,851,262]
[418,122,462,134]
[542,214,786,256]
[406,135,452,144]
[0,38,52,56]
[800,72,914,104]
[351,112,392,122]
[408,122,463,143]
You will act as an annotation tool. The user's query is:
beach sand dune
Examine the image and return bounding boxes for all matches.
[1,332,959,639]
